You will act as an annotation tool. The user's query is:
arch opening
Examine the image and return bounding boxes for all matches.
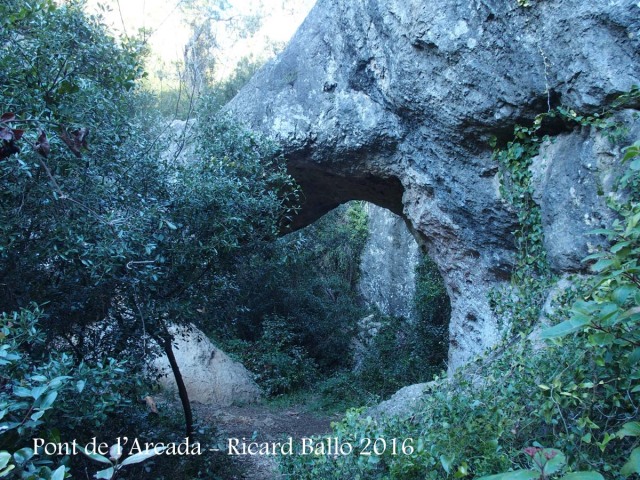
[351,202,451,396]
[285,162,405,231]
[275,159,453,397]
[209,194,450,405]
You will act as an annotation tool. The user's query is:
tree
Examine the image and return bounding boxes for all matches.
[1,0,297,447]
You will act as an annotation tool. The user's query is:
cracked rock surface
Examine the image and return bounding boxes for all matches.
[228,0,640,370]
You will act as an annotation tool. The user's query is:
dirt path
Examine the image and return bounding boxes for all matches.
[192,403,336,480]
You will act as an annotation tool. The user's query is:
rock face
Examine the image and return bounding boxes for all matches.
[228,0,640,370]
[530,110,640,271]
[359,203,421,320]
[369,382,434,419]
[152,325,261,406]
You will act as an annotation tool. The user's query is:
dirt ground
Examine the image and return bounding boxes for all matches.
[192,403,336,480]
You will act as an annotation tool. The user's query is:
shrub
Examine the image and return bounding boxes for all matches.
[0,306,144,478]
[226,315,318,396]
[213,202,371,382]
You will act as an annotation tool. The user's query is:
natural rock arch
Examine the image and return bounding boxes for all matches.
[228,0,640,369]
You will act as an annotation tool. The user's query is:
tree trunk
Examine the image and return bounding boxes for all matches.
[160,333,194,440]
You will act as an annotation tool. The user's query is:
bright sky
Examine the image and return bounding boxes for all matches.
[86,0,316,82]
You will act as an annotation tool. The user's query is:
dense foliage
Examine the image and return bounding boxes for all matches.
[215,202,371,396]
[0,307,143,478]
[1,0,296,477]
[353,255,450,399]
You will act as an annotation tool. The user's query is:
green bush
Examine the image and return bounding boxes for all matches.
[212,202,370,384]
[226,315,318,396]
[0,0,300,476]
[0,306,144,479]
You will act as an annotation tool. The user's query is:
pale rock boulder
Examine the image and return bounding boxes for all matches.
[369,382,434,418]
[152,325,261,406]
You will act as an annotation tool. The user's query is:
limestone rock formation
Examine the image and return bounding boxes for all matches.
[152,325,261,406]
[369,382,434,419]
[228,0,640,370]
[530,110,640,271]
[359,203,420,321]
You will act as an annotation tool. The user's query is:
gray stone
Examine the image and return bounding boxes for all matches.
[529,276,576,351]
[227,0,640,370]
[359,203,421,321]
[531,110,640,271]
[152,324,261,406]
[368,382,434,419]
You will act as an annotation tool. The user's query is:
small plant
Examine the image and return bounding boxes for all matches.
[79,443,166,480]
[477,447,603,480]
[0,447,66,480]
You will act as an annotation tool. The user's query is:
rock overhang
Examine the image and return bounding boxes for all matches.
[227,0,640,370]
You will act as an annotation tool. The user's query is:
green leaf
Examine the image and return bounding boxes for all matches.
[77,446,112,465]
[611,241,631,253]
[617,422,640,438]
[476,470,539,480]
[440,454,454,474]
[587,228,615,237]
[30,410,45,421]
[540,449,566,475]
[30,385,46,399]
[12,448,33,465]
[621,447,640,477]
[541,317,590,339]
[620,307,640,321]
[76,380,86,393]
[582,252,608,262]
[12,387,32,398]
[592,258,615,272]
[599,302,620,322]
[120,446,166,466]
[588,332,615,346]
[613,285,637,304]
[623,144,640,162]
[94,466,115,479]
[51,465,66,480]
[561,473,604,480]
[572,300,596,315]
[48,376,71,389]
[35,390,57,410]
[0,465,15,478]
[0,452,10,470]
